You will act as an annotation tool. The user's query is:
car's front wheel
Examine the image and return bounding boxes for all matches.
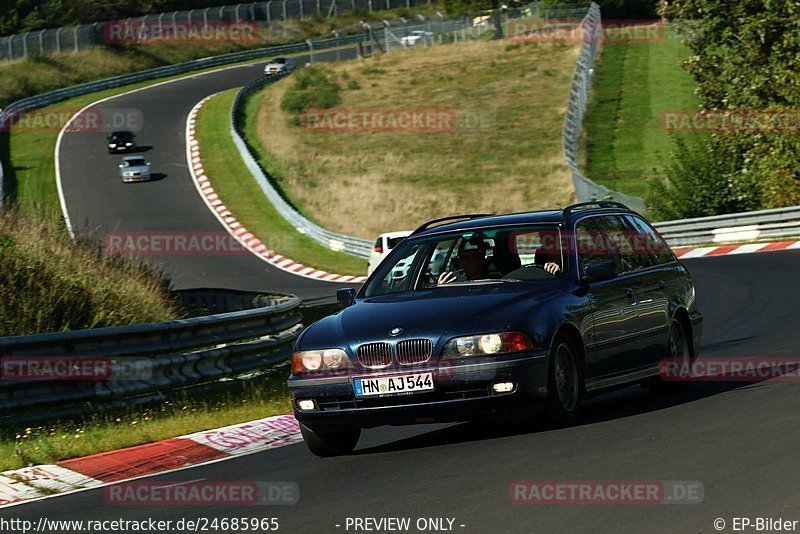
[299,422,361,458]
[544,336,582,425]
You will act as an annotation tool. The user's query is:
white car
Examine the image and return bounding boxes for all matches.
[118,156,152,183]
[264,57,295,76]
[400,31,434,47]
[367,231,412,275]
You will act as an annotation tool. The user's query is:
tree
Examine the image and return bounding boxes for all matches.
[648,0,800,217]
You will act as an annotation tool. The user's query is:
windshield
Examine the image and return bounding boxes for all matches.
[363,225,564,297]
[122,159,146,167]
[271,58,287,64]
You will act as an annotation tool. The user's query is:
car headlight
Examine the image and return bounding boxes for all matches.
[442,332,533,358]
[292,348,352,373]
[109,143,117,148]
[126,142,133,146]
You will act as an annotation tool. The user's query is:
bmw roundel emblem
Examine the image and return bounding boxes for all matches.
[390,327,403,337]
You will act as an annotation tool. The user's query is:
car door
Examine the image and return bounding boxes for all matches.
[576,216,641,379]
[584,214,660,377]
[624,214,673,363]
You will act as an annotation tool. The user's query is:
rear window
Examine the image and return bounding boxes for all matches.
[625,215,676,264]
[386,236,406,250]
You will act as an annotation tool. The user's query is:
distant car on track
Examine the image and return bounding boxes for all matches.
[107,130,136,154]
[264,57,295,76]
[289,202,703,457]
[367,231,412,275]
[400,30,434,47]
[118,156,151,183]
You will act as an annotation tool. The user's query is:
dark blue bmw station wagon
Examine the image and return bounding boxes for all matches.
[289,202,703,456]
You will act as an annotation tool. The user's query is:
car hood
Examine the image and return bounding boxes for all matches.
[122,166,148,172]
[300,282,561,352]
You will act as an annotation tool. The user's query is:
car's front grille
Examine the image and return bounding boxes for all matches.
[396,338,432,365]
[357,342,393,368]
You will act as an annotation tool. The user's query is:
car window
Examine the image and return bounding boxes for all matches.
[386,236,406,250]
[370,244,421,295]
[594,215,651,274]
[575,218,615,274]
[123,159,146,167]
[362,225,561,297]
[419,239,457,287]
[625,215,675,265]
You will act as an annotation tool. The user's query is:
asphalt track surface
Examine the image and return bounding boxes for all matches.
[57,48,359,303]
[5,250,800,533]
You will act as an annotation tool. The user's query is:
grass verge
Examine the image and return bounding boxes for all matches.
[0,370,291,472]
[0,208,183,336]
[194,89,366,276]
[583,26,699,198]
[249,38,579,238]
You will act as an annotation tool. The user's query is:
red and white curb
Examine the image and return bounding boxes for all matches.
[673,240,800,259]
[186,95,367,284]
[0,413,302,508]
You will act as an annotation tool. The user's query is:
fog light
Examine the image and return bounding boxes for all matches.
[297,399,316,411]
[492,382,514,393]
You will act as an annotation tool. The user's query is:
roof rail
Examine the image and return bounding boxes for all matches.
[562,201,630,218]
[411,213,494,235]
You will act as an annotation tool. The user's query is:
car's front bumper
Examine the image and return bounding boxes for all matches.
[288,349,550,428]
[121,174,150,182]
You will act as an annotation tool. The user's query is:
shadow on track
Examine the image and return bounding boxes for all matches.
[353,378,768,456]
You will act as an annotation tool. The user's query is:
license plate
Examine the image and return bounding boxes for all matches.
[354,372,434,397]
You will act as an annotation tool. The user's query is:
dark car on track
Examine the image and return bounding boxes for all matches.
[289,202,703,456]
[107,130,136,153]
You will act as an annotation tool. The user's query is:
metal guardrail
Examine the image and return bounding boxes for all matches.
[654,205,800,247]
[0,293,303,426]
[0,0,433,63]
[231,71,375,258]
[0,30,404,213]
[227,5,586,258]
[562,3,646,212]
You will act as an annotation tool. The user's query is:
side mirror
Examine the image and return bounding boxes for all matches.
[337,288,356,308]
[584,261,617,283]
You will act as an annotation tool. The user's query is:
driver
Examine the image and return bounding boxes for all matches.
[534,243,562,275]
[437,236,488,284]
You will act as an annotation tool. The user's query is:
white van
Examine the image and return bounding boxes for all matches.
[367,231,412,275]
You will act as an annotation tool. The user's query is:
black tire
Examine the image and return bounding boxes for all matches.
[643,317,693,392]
[299,421,361,458]
[544,336,582,426]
